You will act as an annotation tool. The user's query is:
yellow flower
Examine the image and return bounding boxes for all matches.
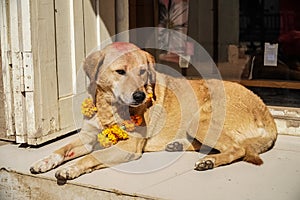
[122,120,136,132]
[97,125,129,147]
[147,93,153,100]
[81,98,97,118]
[146,92,154,103]
[111,125,129,140]
[107,132,118,144]
[97,133,112,148]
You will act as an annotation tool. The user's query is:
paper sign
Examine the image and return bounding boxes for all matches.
[264,43,278,66]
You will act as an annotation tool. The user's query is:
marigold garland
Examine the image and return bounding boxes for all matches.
[81,96,149,147]
[81,98,97,118]
[97,125,129,147]
[121,120,136,132]
[147,93,154,102]
[97,115,143,147]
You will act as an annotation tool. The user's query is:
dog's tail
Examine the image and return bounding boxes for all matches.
[243,146,264,165]
[242,136,276,165]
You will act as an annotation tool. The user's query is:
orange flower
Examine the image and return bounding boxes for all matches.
[130,115,143,126]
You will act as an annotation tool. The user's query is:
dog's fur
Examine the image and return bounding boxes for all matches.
[30,42,277,181]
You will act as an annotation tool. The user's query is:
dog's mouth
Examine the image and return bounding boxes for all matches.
[116,96,140,106]
[129,101,143,107]
[117,91,146,107]
[117,98,143,107]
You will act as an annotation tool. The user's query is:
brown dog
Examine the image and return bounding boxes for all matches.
[30,42,277,182]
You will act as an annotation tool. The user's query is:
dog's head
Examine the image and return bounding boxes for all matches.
[83,42,156,107]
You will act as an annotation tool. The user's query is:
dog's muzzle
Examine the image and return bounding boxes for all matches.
[132,91,146,105]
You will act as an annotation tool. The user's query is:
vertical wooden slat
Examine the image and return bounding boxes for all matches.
[212,0,219,64]
[21,0,37,141]
[73,0,87,130]
[96,0,101,47]
[54,0,87,131]
[57,0,87,131]
[55,0,76,130]
[28,0,59,144]
[55,0,73,98]
[9,0,27,143]
[98,0,115,43]
[72,0,87,132]
[83,0,115,52]
[0,0,15,139]
[83,0,98,53]
[73,0,85,93]
[115,0,129,42]
[23,53,36,139]
[69,0,76,96]
[20,0,32,52]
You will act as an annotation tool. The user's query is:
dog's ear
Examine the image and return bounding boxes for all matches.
[83,50,105,99]
[83,51,105,82]
[144,51,156,101]
[144,51,156,85]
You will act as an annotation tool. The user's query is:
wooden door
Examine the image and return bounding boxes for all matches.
[0,0,117,145]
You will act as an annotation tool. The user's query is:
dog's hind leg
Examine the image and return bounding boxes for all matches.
[194,143,247,171]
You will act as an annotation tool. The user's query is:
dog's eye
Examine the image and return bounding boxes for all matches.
[140,69,146,75]
[116,69,126,75]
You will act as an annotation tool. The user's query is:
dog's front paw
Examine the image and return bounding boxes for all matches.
[30,153,64,174]
[194,159,214,171]
[55,165,85,181]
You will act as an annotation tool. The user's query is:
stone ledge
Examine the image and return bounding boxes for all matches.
[0,168,154,200]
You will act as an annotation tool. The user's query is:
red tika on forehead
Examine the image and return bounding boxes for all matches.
[111,42,139,52]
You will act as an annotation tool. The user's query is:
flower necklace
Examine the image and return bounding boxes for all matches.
[81,89,153,147]
[97,115,142,147]
[81,98,98,118]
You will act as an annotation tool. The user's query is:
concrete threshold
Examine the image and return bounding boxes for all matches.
[1,134,300,200]
[0,168,152,200]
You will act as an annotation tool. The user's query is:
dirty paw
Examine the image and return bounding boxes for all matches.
[165,141,184,152]
[55,165,83,181]
[30,154,63,174]
[194,159,214,171]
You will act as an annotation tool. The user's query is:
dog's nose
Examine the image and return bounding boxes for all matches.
[132,91,146,103]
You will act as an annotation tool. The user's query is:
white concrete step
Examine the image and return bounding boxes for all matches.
[0,135,300,200]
